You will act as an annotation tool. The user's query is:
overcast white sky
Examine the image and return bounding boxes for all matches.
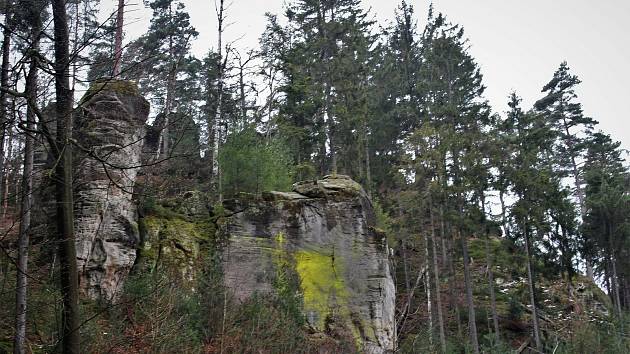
[103,0,630,152]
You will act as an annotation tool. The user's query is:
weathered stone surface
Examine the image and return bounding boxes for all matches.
[73,79,149,300]
[140,213,214,280]
[222,175,396,353]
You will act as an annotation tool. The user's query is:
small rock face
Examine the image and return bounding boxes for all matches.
[222,175,396,353]
[73,79,149,300]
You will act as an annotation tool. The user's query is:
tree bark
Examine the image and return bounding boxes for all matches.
[481,196,500,338]
[2,126,13,218]
[430,208,446,352]
[210,0,225,199]
[485,234,500,338]
[113,0,124,76]
[499,189,510,238]
[13,9,40,351]
[424,233,433,346]
[524,222,542,351]
[460,228,479,354]
[51,0,80,352]
[608,222,622,318]
[0,2,12,216]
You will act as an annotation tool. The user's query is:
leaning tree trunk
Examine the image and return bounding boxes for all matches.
[13,8,40,352]
[51,0,80,352]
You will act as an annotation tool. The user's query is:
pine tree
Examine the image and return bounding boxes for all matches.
[582,132,629,317]
[280,0,375,177]
[126,0,198,158]
[535,62,598,279]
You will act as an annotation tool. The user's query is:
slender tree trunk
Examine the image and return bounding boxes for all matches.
[14,31,39,354]
[446,223,462,339]
[0,3,12,216]
[211,0,225,198]
[239,63,246,125]
[71,0,79,90]
[155,3,175,160]
[113,0,124,76]
[264,65,275,140]
[460,228,479,354]
[363,120,371,198]
[402,239,410,294]
[524,222,542,351]
[430,208,446,352]
[499,189,509,238]
[561,118,594,281]
[485,234,500,337]
[3,127,13,218]
[424,233,433,346]
[324,83,336,175]
[51,0,80,351]
[608,223,622,318]
[439,205,448,267]
[481,196,500,338]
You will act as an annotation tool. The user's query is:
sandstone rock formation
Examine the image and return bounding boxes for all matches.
[139,191,215,279]
[221,175,396,353]
[72,79,149,300]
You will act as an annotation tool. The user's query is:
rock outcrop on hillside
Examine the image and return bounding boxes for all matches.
[32,80,150,301]
[72,80,149,300]
[221,175,396,353]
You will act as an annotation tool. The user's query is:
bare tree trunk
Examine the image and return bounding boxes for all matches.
[155,3,176,160]
[460,228,479,354]
[52,0,80,351]
[113,0,125,76]
[430,208,446,352]
[424,233,433,346]
[439,205,448,267]
[210,0,225,199]
[71,0,79,90]
[499,189,509,239]
[238,60,246,125]
[324,83,336,175]
[524,222,541,351]
[485,235,500,337]
[14,16,40,351]
[481,196,500,338]
[446,223,462,340]
[402,239,410,294]
[264,64,275,140]
[3,127,13,218]
[608,223,622,318]
[362,118,371,198]
[0,2,12,216]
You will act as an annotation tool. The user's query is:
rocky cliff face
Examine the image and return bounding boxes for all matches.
[72,80,149,300]
[221,175,396,353]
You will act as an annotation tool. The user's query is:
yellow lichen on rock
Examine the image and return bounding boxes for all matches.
[294,250,350,329]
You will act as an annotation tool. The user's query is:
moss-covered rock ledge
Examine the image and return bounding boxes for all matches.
[221,175,396,353]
